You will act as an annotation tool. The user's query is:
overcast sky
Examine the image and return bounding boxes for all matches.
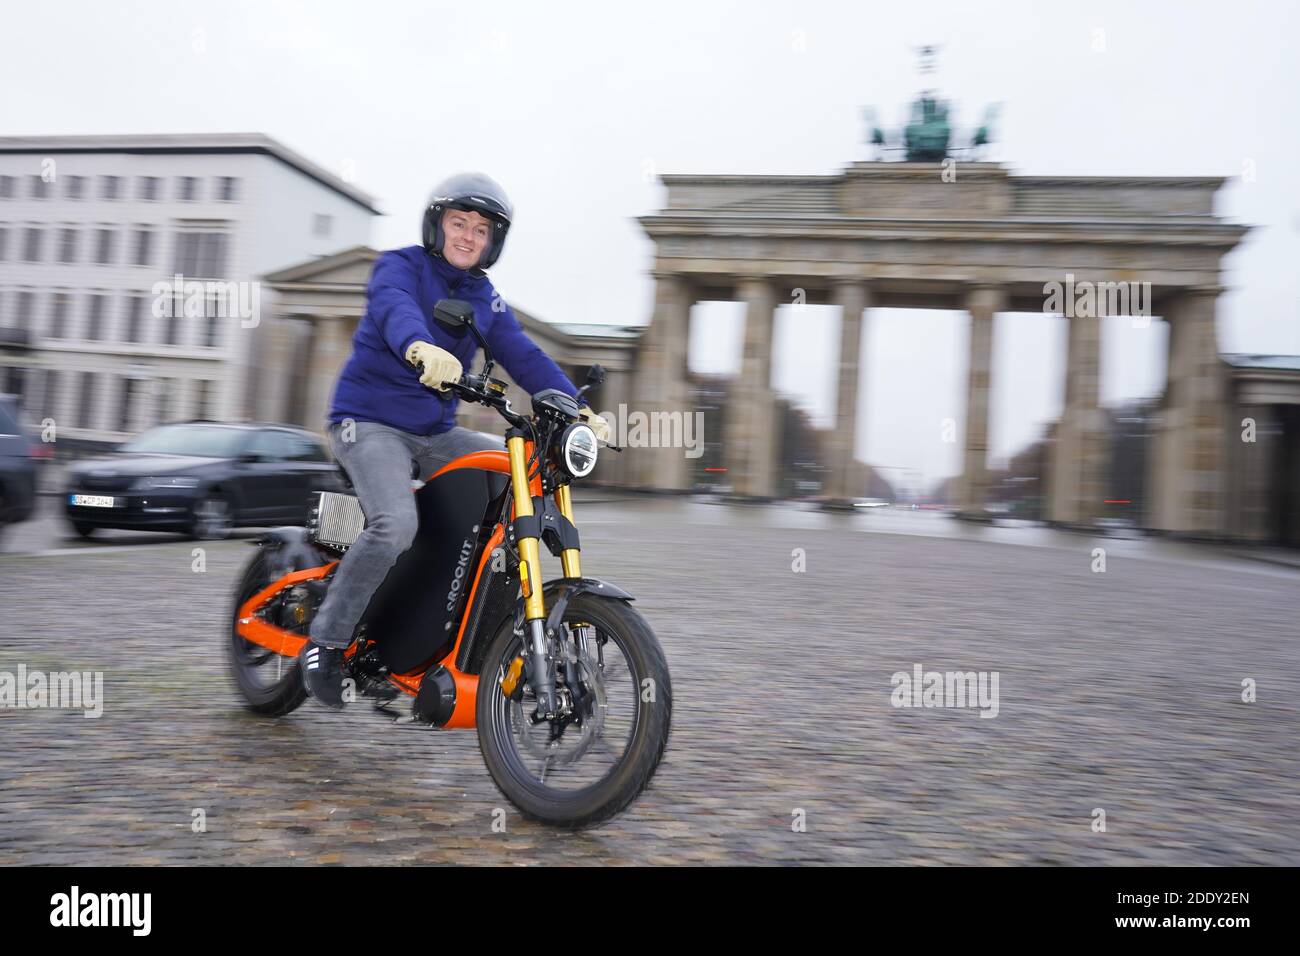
[5,0,1297,484]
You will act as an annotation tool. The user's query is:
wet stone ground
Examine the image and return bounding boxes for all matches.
[2,496,1298,864]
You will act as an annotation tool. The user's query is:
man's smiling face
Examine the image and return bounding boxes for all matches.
[441,207,492,269]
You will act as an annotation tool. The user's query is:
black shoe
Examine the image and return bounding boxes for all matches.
[301,641,348,709]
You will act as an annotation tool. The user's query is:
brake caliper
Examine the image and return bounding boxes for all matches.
[500,654,525,699]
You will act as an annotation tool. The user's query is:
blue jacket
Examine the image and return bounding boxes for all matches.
[327,246,578,435]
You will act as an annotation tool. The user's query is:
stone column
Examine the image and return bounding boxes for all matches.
[1047,312,1106,526]
[726,276,778,498]
[256,316,293,424]
[275,318,305,425]
[1149,289,1228,537]
[628,272,693,490]
[597,366,635,488]
[303,315,351,435]
[956,286,1004,518]
[828,279,870,501]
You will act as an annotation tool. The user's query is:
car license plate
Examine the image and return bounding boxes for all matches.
[70,494,118,508]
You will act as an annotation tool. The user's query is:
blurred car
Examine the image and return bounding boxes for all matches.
[64,421,346,540]
[0,396,42,539]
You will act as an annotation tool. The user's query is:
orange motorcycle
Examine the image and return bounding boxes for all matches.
[228,299,671,828]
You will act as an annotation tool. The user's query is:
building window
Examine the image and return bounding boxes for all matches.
[86,294,108,341]
[204,297,221,348]
[117,377,138,433]
[153,377,172,424]
[195,380,211,420]
[77,372,97,429]
[218,176,239,201]
[132,228,154,266]
[58,227,79,264]
[3,365,24,404]
[100,175,122,200]
[22,227,43,262]
[15,291,35,332]
[138,176,161,201]
[124,295,147,344]
[178,176,199,201]
[312,214,333,238]
[44,369,61,420]
[66,176,86,200]
[162,307,181,346]
[0,175,15,198]
[48,292,72,339]
[23,368,45,419]
[94,228,116,265]
[30,175,52,199]
[172,230,229,278]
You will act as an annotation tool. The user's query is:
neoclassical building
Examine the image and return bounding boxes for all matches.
[629,160,1258,538]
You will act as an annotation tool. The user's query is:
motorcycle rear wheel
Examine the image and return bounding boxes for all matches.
[476,592,672,828]
[228,550,308,716]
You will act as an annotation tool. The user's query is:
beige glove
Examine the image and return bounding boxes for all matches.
[405,341,462,390]
[580,406,612,443]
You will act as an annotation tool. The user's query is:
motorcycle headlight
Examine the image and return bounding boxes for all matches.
[133,475,202,490]
[560,423,598,478]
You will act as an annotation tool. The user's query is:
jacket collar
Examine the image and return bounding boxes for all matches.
[427,249,488,292]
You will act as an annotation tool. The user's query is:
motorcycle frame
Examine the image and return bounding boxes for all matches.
[233,434,584,730]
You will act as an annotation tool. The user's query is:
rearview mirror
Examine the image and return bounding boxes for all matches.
[433,298,475,329]
[432,298,494,373]
[575,363,606,401]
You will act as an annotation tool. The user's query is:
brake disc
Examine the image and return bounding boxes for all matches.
[510,649,607,767]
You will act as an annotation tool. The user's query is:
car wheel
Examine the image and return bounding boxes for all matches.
[190,494,232,540]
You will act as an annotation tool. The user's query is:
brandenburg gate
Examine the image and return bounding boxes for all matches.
[629,155,1247,536]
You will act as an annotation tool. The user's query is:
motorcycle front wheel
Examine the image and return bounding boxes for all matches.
[476,592,672,828]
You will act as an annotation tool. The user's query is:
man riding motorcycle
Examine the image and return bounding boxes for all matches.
[302,171,610,709]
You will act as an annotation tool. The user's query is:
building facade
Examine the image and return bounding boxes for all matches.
[0,133,378,447]
[630,161,1252,537]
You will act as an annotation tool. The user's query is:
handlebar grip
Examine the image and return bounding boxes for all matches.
[413,360,465,395]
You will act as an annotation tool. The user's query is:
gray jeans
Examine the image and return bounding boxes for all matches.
[308,420,503,649]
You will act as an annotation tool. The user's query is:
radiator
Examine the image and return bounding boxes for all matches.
[311,491,366,551]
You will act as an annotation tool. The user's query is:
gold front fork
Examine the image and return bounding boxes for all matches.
[505,432,581,719]
[506,435,546,621]
[553,483,582,579]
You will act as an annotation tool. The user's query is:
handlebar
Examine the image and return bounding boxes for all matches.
[414,364,623,450]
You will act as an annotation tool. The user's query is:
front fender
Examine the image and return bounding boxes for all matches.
[460,576,636,676]
[541,577,635,638]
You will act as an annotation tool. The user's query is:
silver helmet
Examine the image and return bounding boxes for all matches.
[422,171,514,271]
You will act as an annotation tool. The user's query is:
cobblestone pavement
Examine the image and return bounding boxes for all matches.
[2,495,1298,865]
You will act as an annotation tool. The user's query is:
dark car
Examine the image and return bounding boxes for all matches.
[64,421,346,540]
[0,396,41,540]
